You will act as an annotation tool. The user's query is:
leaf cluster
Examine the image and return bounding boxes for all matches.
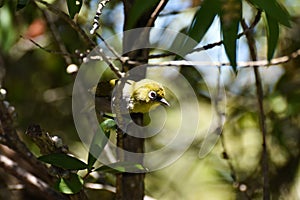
[183,0,290,70]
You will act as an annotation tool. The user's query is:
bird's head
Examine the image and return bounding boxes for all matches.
[128,79,170,113]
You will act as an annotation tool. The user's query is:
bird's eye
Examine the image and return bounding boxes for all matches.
[148,91,157,100]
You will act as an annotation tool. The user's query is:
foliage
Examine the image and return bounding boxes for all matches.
[0,0,299,199]
[66,0,82,19]
[184,0,290,70]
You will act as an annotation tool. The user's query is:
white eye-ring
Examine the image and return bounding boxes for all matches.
[148,91,157,100]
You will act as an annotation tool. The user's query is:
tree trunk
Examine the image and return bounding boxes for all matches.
[116,1,168,199]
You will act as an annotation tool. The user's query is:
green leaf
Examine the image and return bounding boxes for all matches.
[38,153,88,170]
[100,119,117,133]
[220,0,242,70]
[17,0,29,10]
[87,119,116,170]
[66,0,82,19]
[184,0,221,52]
[95,161,147,173]
[54,173,83,194]
[247,0,290,27]
[126,0,160,29]
[265,14,279,61]
[0,4,17,53]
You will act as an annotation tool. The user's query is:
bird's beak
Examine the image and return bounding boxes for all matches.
[159,98,170,107]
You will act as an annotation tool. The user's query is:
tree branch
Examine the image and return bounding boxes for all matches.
[130,46,300,68]
[0,101,53,183]
[0,154,67,200]
[241,19,270,200]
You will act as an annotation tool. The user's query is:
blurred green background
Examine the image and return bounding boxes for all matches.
[1,0,300,199]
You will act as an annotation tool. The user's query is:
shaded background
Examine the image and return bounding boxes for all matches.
[0,0,300,199]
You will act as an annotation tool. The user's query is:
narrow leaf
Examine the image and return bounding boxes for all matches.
[54,173,83,194]
[126,0,160,29]
[181,0,221,54]
[87,119,115,170]
[248,0,290,27]
[187,0,220,43]
[100,118,117,133]
[39,153,87,170]
[265,14,279,61]
[66,0,82,19]
[95,161,147,173]
[220,0,242,70]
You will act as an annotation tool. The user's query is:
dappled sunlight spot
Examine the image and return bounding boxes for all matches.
[66,64,78,74]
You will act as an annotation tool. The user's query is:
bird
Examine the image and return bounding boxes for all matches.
[94,79,170,114]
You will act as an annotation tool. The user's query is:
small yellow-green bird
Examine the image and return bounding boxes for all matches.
[94,79,170,114]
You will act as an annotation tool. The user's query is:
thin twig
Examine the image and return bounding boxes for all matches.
[90,0,111,34]
[20,36,76,58]
[189,10,262,53]
[215,67,251,198]
[216,67,236,182]
[23,34,124,79]
[95,49,125,78]
[220,125,251,199]
[26,2,124,78]
[120,0,169,70]
[42,9,74,64]
[126,47,300,68]
[0,154,67,200]
[146,0,169,27]
[33,0,96,48]
[159,10,184,16]
[26,40,300,69]
[145,10,258,59]
[148,52,175,59]
[241,19,269,200]
[95,33,125,63]
[159,7,196,16]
